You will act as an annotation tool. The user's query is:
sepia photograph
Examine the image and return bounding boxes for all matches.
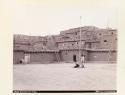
[12,0,118,93]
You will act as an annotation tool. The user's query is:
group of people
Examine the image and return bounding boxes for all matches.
[74,55,85,68]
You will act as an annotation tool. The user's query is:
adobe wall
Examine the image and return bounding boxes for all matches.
[60,50,87,62]
[87,50,117,62]
[13,51,60,64]
[28,52,57,63]
[99,35,117,49]
[60,50,117,63]
[13,50,117,64]
[13,51,24,64]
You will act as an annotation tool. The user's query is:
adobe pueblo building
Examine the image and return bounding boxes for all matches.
[13,26,117,64]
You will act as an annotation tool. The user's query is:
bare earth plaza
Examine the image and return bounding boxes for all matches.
[13,26,117,92]
[13,63,116,91]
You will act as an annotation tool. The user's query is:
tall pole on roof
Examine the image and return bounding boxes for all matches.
[79,16,82,62]
[107,17,111,64]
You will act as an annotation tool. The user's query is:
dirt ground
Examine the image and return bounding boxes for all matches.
[13,63,116,90]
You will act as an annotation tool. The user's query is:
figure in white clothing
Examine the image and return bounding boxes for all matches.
[80,55,85,68]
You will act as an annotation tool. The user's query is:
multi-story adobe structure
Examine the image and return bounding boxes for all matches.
[57,26,117,50]
[54,26,117,62]
[13,26,117,64]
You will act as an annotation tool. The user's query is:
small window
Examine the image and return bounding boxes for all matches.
[104,40,107,42]
[99,33,101,35]
[112,32,113,35]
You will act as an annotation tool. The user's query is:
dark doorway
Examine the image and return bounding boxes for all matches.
[73,55,77,62]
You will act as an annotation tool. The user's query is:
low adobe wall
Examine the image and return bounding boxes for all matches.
[13,49,117,64]
[87,50,117,62]
[60,49,87,62]
[13,50,60,64]
[13,50,24,64]
[60,49,117,63]
[29,52,57,63]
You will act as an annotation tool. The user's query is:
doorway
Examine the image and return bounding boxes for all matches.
[73,55,77,62]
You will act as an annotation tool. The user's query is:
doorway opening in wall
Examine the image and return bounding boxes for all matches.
[73,55,77,62]
[24,54,30,64]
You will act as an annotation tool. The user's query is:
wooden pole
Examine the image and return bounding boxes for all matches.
[79,16,82,62]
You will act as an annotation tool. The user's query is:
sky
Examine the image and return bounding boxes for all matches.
[12,0,118,36]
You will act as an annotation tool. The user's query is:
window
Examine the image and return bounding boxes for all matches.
[104,40,107,42]
[99,33,101,35]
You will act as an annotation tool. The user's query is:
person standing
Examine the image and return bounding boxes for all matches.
[80,55,85,68]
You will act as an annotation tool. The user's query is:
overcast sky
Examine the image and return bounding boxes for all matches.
[12,0,118,36]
